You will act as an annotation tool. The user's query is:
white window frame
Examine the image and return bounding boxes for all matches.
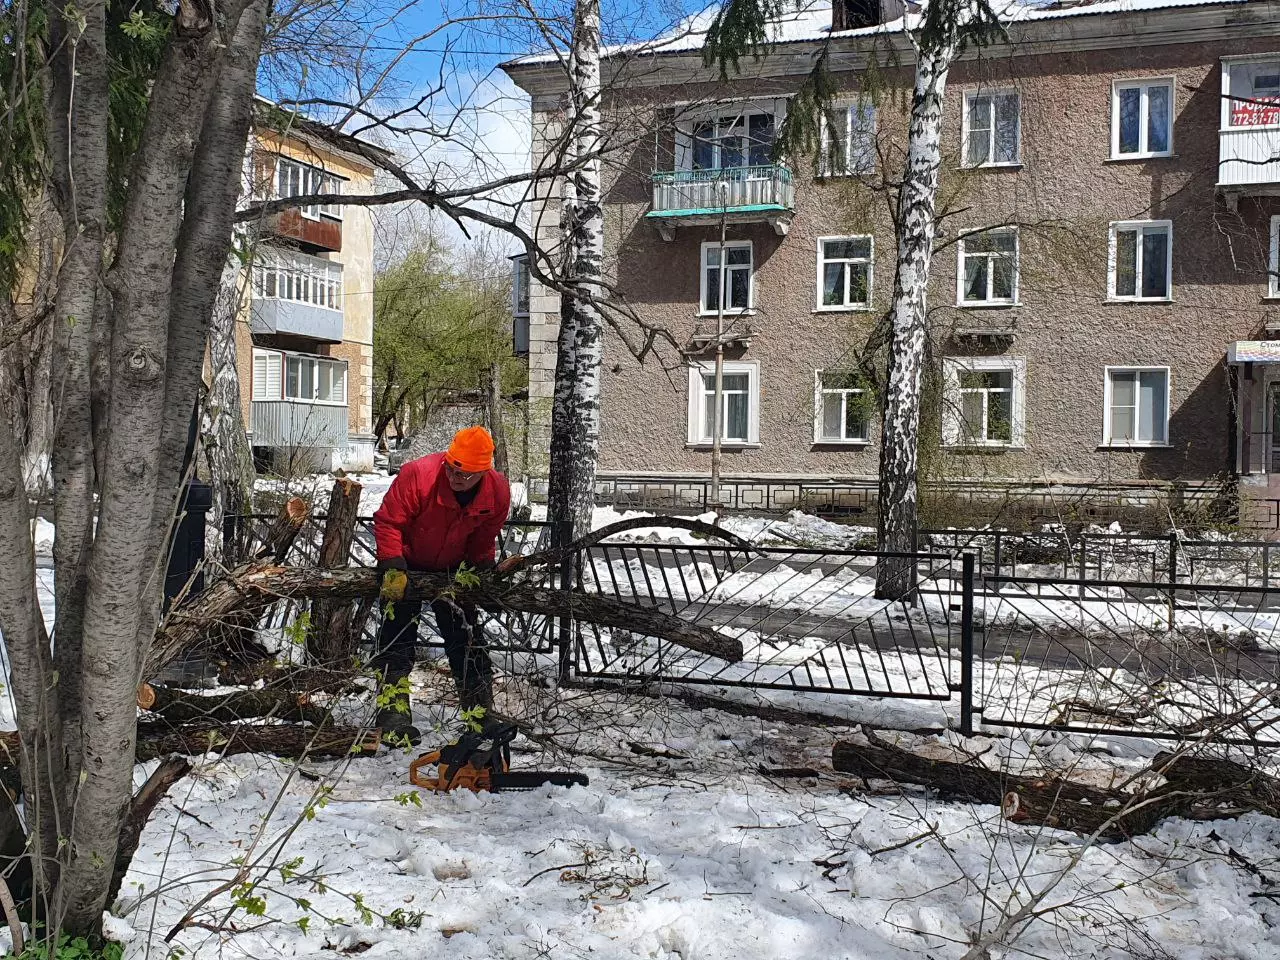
[1270,215,1280,298]
[677,102,786,173]
[1107,220,1173,302]
[699,241,754,316]
[961,89,1021,168]
[942,356,1027,449]
[1222,54,1280,131]
[813,370,870,444]
[252,347,284,401]
[686,360,761,447]
[1111,78,1175,159]
[819,102,877,177]
[282,352,348,406]
[815,236,874,311]
[275,156,344,222]
[1102,366,1170,447]
[956,227,1019,307]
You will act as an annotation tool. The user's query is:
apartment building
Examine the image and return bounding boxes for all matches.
[503,0,1280,519]
[237,110,390,473]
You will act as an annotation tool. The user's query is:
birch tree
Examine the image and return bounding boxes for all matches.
[874,0,1003,598]
[546,0,605,541]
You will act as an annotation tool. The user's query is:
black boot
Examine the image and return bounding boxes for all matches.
[376,688,421,747]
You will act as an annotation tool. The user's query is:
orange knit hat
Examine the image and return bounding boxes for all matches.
[445,426,495,473]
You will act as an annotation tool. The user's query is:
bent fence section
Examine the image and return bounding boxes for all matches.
[215,514,1280,747]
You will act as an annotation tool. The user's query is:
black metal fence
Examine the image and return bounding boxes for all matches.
[211,514,1280,747]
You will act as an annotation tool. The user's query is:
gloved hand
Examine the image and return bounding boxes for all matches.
[495,554,525,576]
[379,559,409,602]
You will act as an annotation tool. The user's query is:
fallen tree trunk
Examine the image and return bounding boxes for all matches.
[0,723,378,766]
[136,683,328,725]
[833,733,1280,839]
[309,477,362,667]
[158,567,744,666]
[833,732,1169,839]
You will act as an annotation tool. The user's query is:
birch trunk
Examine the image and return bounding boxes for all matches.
[203,265,256,568]
[547,0,604,543]
[875,41,956,600]
[488,359,510,475]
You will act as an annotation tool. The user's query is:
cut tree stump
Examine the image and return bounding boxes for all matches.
[308,476,363,667]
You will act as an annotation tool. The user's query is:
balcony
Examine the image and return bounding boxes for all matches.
[252,298,344,342]
[265,208,343,252]
[1219,55,1280,206]
[251,400,348,449]
[646,165,794,241]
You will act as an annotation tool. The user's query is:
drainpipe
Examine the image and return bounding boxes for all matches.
[710,178,729,511]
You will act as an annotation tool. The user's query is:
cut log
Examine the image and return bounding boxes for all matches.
[308,477,363,667]
[156,567,745,665]
[832,733,1170,839]
[216,660,358,693]
[257,496,310,563]
[136,683,328,725]
[128,722,379,762]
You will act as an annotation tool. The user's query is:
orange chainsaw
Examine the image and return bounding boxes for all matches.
[409,722,588,793]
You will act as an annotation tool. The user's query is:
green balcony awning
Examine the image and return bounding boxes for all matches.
[644,203,790,219]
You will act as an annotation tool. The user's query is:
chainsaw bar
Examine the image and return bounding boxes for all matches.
[489,771,589,792]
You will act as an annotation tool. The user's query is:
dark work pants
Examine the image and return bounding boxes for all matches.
[373,597,494,709]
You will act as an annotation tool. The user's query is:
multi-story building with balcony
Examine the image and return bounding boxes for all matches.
[236,111,390,472]
[503,0,1280,522]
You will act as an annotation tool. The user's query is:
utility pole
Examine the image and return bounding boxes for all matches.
[710,177,729,510]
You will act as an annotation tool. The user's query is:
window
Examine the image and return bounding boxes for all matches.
[1104,367,1169,446]
[814,371,869,443]
[686,361,760,445]
[1226,57,1280,127]
[943,357,1026,447]
[1112,80,1173,158]
[820,103,877,176]
[700,242,753,314]
[253,253,344,310]
[957,229,1018,306]
[963,91,1020,167]
[252,348,283,401]
[690,109,778,171]
[1109,221,1172,301]
[816,236,873,310]
[512,254,530,317]
[282,353,347,405]
[275,157,344,220]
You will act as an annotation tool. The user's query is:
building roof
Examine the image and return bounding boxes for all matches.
[502,0,1263,76]
[252,97,397,170]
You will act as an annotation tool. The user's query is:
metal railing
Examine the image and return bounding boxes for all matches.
[649,164,795,216]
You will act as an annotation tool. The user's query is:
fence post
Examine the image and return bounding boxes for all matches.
[959,551,975,738]
[1167,534,1179,632]
[555,519,574,685]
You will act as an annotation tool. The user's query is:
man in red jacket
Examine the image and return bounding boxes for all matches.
[372,426,513,742]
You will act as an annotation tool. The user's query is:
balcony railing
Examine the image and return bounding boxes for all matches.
[647,165,795,237]
[251,400,348,449]
[1220,126,1280,192]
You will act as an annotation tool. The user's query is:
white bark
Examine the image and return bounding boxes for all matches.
[876,38,958,599]
[202,264,255,567]
[547,0,604,542]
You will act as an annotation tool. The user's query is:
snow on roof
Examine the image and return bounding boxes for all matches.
[504,0,1254,69]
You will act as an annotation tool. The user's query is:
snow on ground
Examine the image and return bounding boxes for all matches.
[89,677,1280,960]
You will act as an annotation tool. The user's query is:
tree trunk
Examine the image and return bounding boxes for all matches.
[203,265,256,569]
[488,359,510,476]
[546,0,604,543]
[308,477,363,667]
[136,683,328,725]
[108,757,191,906]
[875,42,956,600]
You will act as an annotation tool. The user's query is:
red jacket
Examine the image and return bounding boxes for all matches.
[373,453,512,571]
